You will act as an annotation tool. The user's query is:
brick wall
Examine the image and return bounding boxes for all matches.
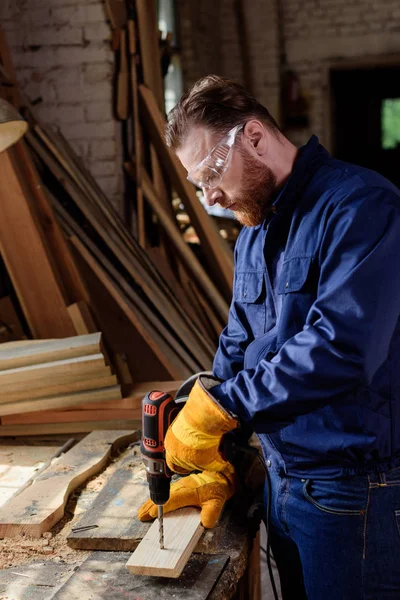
[177,0,400,147]
[281,0,400,146]
[177,0,281,123]
[0,0,122,208]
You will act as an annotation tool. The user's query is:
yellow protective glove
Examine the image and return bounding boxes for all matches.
[137,469,236,529]
[165,376,239,475]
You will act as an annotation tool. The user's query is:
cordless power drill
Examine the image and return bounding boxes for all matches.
[140,389,183,549]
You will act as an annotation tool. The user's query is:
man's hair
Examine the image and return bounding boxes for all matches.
[165,74,280,150]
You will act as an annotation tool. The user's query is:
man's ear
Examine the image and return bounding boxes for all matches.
[243,120,268,157]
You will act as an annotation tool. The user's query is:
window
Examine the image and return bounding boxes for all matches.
[381,98,400,150]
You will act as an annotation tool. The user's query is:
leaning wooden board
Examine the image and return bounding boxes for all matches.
[0,430,139,537]
[0,148,76,338]
[126,507,204,578]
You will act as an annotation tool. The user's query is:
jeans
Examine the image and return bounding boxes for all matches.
[264,465,400,599]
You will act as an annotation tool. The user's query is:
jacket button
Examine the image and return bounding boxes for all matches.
[285,281,289,288]
[243,291,247,297]
[266,459,272,467]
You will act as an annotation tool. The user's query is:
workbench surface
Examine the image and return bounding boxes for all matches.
[0,434,259,600]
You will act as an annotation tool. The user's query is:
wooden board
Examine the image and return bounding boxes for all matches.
[141,169,229,321]
[139,84,234,300]
[15,140,90,307]
[67,301,97,335]
[126,507,204,578]
[53,551,229,600]
[0,429,139,537]
[2,408,138,425]
[0,354,109,397]
[0,443,60,508]
[0,148,76,338]
[67,448,150,550]
[0,420,141,436]
[0,333,101,371]
[0,385,121,417]
[1,374,118,404]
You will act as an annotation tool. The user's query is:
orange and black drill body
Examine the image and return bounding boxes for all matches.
[140,390,182,506]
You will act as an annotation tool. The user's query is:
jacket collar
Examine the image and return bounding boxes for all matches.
[265,135,330,224]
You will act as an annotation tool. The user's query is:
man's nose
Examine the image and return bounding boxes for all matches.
[202,186,222,206]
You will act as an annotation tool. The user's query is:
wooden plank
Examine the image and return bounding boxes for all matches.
[67,301,97,335]
[52,551,229,600]
[139,84,234,300]
[16,140,90,307]
[140,169,229,321]
[0,429,139,537]
[67,448,150,550]
[136,0,173,227]
[1,374,118,404]
[2,408,138,425]
[126,507,204,578]
[127,16,145,246]
[0,443,59,508]
[0,385,121,416]
[0,354,108,395]
[0,148,76,338]
[0,420,140,436]
[0,333,101,371]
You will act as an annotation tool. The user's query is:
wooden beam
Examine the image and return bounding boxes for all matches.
[0,385,121,416]
[2,374,118,404]
[67,301,98,335]
[0,333,102,370]
[139,168,229,321]
[0,430,139,537]
[2,407,137,425]
[0,148,76,338]
[0,354,108,395]
[0,420,140,436]
[139,84,234,299]
[15,140,90,307]
[126,507,204,578]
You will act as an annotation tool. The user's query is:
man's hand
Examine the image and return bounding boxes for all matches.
[138,469,236,529]
[165,376,239,475]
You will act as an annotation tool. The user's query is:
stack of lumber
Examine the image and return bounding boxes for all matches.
[0,333,121,424]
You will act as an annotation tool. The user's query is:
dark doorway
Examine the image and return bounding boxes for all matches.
[331,65,400,187]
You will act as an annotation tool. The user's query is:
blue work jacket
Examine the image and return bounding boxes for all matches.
[212,135,400,478]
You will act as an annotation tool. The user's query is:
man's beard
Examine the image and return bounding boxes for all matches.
[226,148,277,227]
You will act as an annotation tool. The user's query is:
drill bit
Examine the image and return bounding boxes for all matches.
[158,505,164,549]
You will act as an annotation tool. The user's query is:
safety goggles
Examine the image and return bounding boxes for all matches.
[187,123,245,190]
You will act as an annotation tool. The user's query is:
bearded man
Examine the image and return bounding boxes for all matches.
[139,75,400,600]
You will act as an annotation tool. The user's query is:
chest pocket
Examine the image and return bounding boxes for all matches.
[234,271,267,338]
[277,256,317,343]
